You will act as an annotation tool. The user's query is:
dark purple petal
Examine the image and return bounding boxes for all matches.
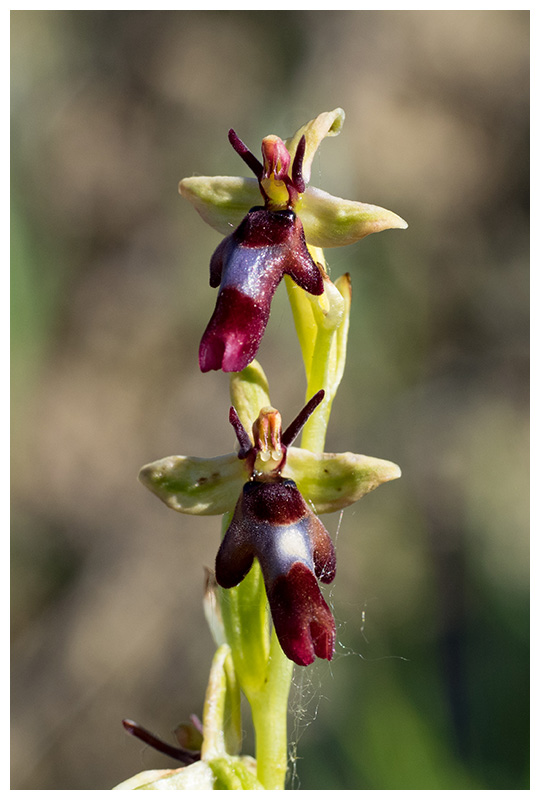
[291,135,306,194]
[282,390,325,447]
[228,128,264,181]
[268,562,335,666]
[229,406,253,458]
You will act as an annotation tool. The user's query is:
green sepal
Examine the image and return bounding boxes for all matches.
[179,175,407,250]
[179,175,260,236]
[138,444,400,517]
[285,446,401,514]
[284,107,345,183]
[296,185,408,248]
[138,452,245,515]
[229,360,271,432]
[138,442,400,517]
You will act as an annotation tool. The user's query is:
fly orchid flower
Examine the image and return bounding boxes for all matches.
[216,390,336,666]
[139,364,402,665]
[180,109,407,374]
[197,131,323,373]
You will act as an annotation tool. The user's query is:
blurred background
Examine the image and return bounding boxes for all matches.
[11,10,529,790]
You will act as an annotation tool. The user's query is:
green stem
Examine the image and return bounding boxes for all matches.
[220,549,292,788]
[250,628,294,789]
[301,323,335,453]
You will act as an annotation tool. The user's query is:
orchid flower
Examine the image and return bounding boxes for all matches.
[179,109,407,373]
[139,364,401,666]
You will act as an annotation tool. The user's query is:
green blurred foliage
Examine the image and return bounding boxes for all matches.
[11,10,528,790]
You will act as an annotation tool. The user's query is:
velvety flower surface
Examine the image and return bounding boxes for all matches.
[214,391,336,665]
[199,207,322,373]
[216,476,336,666]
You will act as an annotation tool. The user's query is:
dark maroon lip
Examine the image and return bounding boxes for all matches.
[199,286,269,374]
[268,563,335,666]
[215,475,336,667]
[200,207,323,374]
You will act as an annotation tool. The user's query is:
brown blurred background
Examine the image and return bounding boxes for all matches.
[11,10,529,790]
